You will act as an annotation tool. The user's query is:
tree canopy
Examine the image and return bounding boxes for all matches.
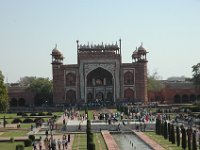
[0,70,9,112]
[192,62,200,89]
[19,76,53,106]
[18,76,36,86]
[26,77,53,106]
[147,71,165,92]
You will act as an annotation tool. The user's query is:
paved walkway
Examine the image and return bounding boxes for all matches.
[32,134,74,150]
[133,130,165,150]
[101,130,120,150]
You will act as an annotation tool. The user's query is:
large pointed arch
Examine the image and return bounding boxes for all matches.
[87,67,113,86]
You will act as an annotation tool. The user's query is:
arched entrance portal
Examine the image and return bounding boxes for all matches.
[86,67,113,103]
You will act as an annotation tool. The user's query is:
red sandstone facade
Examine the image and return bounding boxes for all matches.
[148,80,200,104]
[51,41,148,106]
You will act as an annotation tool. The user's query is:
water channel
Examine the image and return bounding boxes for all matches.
[112,132,152,150]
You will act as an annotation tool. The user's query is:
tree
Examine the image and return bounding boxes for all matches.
[18,76,36,86]
[0,70,9,112]
[187,128,192,150]
[192,131,197,150]
[192,63,200,89]
[171,124,175,144]
[26,77,53,106]
[181,127,187,150]
[176,126,180,146]
[168,123,171,142]
[148,71,165,102]
[164,121,168,139]
[148,71,165,92]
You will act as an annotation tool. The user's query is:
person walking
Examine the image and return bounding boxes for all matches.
[39,140,42,150]
[57,139,61,150]
[62,138,66,150]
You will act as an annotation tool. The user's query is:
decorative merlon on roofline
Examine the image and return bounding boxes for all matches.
[77,41,120,51]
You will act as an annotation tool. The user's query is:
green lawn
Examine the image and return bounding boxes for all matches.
[72,133,108,150]
[0,130,28,137]
[72,134,87,150]
[93,133,108,150]
[0,142,32,150]
[144,131,182,150]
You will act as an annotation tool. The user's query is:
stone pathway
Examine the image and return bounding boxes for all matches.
[101,130,120,150]
[32,134,74,150]
[133,130,165,150]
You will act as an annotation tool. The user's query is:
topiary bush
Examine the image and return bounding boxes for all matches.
[38,112,45,116]
[17,112,23,116]
[34,118,44,123]
[23,118,34,123]
[28,134,35,141]
[24,139,32,147]
[88,141,95,150]
[12,118,22,124]
[10,137,15,143]
[16,144,24,150]
[30,113,37,116]
[22,113,28,116]
[46,112,53,116]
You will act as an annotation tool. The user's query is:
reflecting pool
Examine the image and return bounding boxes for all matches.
[112,132,152,150]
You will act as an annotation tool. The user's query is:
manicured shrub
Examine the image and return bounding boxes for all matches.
[28,134,35,141]
[181,127,187,150]
[16,144,24,150]
[176,126,180,146]
[171,124,175,144]
[46,112,53,116]
[192,132,197,150]
[24,139,32,147]
[53,115,57,119]
[23,118,34,123]
[38,112,45,116]
[164,121,168,139]
[12,118,22,124]
[34,118,44,123]
[88,141,95,150]
[22,113,28,116]
[168,123,171,141]
[188,129,192,150]
[10,137,14,143]
[30,113,37,116]
[17,112,23,116]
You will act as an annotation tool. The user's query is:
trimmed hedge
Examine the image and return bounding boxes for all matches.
[16,144,24,150]
[30,113,37,116]
[46,112,53,116]
[28,135,35,141]
[24,139,32,147]
[34,118,44,123]
[12,118,22,124]
[23,118,34,123]
[38,112,45,116]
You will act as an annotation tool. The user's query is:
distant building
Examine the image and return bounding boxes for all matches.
[148,78,200,103]
[7,83,34,107]
[51,40,148,106]
[7,40,149,107]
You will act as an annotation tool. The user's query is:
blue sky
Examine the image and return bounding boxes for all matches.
[0,0,200,82]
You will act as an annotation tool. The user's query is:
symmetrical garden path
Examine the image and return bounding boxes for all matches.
[101,130,120,150]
